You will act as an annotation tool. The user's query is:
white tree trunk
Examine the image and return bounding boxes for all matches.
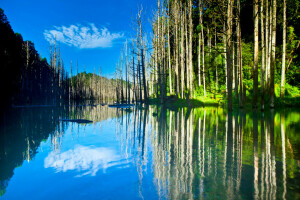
[270,0,277,108]
[261,0,265,110]
[280,0,286,98]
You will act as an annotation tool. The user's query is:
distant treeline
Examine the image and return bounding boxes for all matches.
[69,71,124,103]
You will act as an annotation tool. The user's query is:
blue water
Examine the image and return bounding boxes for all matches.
[0,106,299,199]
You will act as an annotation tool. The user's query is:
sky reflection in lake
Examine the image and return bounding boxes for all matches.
[44,145,123,176]
[0,105,299,199]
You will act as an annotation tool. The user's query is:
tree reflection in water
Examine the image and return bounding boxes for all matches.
[115,106,300,200]
[0,105,299,199]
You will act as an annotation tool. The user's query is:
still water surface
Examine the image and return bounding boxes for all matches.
[0,105,300,199]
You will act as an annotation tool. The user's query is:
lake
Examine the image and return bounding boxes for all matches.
[0,105,300,199]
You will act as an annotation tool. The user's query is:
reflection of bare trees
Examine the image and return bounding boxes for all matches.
[49,105,126,152]
[4,106,298,198]
[258,111,278,200]
[281,113,287,200]
[112,107,299,199]
[0,107,70,195]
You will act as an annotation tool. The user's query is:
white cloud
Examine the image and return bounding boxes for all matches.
[44,23,124,49]
[44,145,128,176]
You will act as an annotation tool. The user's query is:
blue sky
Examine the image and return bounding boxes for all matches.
[1,0,155,77]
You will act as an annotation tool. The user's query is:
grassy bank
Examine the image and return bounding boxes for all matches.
[147,83,300,110]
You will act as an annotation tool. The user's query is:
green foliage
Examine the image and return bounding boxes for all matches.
[214,53,223,66]
[194,85,204,97]
[196,24,202,33]
[241,42,254,80]
[275,83,300,98]
[243,79,253,93]
[286,26,300,85]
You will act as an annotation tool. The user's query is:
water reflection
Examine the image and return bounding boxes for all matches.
[0,106,300,199]
[45,145,123,176]
[0,105,123,196]
[118,107,300,199]
[0,107,66,196]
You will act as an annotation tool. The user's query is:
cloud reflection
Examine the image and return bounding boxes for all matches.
[44,145,124,176]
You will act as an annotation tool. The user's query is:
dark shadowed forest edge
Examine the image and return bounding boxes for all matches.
[1,0,300,113]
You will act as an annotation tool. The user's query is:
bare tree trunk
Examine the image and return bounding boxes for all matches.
[215,20,218,91]
[145,40,149,99]
[174,2,179,96]
[265,0,269,87]
[188,0,193,98]
[157,0,163,103]
[200,0,206,97]
[238,0,243,108]
[208,27,212,92]
[154,5,158,100]
[150,63,153,98]
[227,0,233,111]
[260,0,265,110]
[232,36,235,93]
[141,46,147,102]
[280,0,286,98]
[121,54,124,103]
[99,67,102,103]
[127,62,130,104]
[76,61,78,101]
[92,67,96,100]
[116,63,119,103]
[138,51,142,102]
[270,0,276,108]
[125,41,128,103]
[223,23,227,97]
[253,0,259,108]
[198,33,202,87]
[132,40,137,103]
[139,15,148,102]
[136,21,142,103]
[234,15,238,100]
[266,0,272,90]
[154,28,159,99]
[25,41,30,103]
[70,61,73,102]
[167,7,172,96]
[83,65,86,100]
[161,13,166,103]
[180,5,185,99]
[185,7,189,96]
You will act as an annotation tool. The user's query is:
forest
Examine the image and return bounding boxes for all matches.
[116,0,300,110]
[1,0,300,112]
